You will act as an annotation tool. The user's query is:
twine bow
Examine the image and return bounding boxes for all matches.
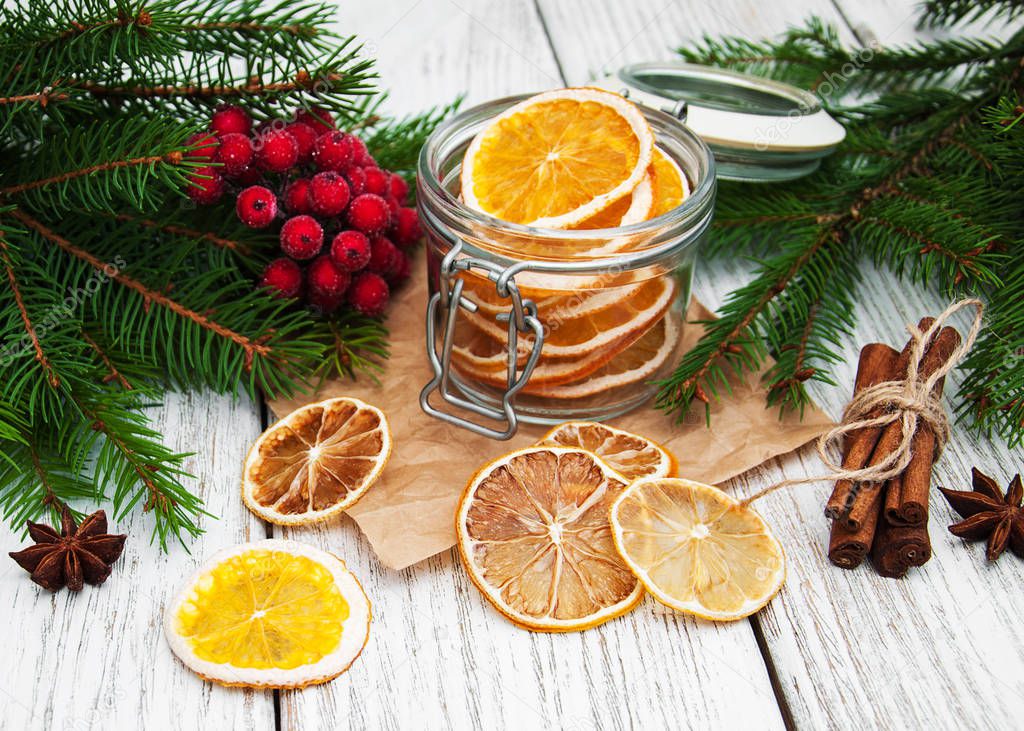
[741,298,985,506]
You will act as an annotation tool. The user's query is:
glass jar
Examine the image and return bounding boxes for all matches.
[417,94,716,439]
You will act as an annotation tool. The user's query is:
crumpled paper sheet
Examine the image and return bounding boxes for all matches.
[269,259,834,570]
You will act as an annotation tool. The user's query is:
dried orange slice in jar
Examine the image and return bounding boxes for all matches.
[648,146,690,219]
[523,314,679,399]
[538,422,675,481]
[458,268,647,322]
[463,276,675,359]
[456,447,643,631]
[451,321,630,386]
[164,539,371,688]
[242,397,392,525]
[572,171,654,229]
[609,478,786,621]
[461,87,654,228]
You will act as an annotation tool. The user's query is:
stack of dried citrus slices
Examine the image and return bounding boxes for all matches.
[456,422,787,631]
[455,88,690,405]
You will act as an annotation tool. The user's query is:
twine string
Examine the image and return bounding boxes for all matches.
[740,298,985,507]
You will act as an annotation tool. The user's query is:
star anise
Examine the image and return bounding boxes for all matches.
[939,468,1024,562]
[8,505,127,591]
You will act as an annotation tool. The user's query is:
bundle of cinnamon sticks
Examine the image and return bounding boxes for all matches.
[825,318,961,578]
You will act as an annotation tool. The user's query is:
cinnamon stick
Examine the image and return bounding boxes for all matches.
[839,321,961,531]
[857,326,959,530]
[824,342,902,521]
[882,390,940,526]
[870,482,932,578]
[828,481,886,569]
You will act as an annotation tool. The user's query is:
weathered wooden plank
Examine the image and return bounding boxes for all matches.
[534,0,857,86]
[731,266,1024,729]
[0,391,272,730]
[279,1,783,729]
[537,1,1024,729]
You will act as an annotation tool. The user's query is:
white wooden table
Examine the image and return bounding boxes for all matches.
[4,2,1022,729]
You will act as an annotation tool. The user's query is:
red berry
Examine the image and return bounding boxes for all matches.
[214,132,254,177]
[345,166,367,196]
[186,166,224,205]
[236,185,277,228]
[350,136,374,167]
[255,129,299,173]
[185,132,219,162]
[330,230,371,272]
[388,249,411,285]
[368,236,399,276]
[348,271,390,316]
[384,195,401,221]
[294,107,334,135]
[279,215,324,260]
[393,207,422,247]
[363,166,390,196]
[389,173,409,204]
[308,290,345,313]
[285,122,318,164]
[260,257,303,299]
[210,104,251,137]
[307,254,351,298]
[347,193,391,234]
[234,166,262,186]
[313,131,355,172]
[283,178,313,214]
[308,172,351,217]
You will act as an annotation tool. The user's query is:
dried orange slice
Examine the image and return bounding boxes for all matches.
[164,539,371,688]
[609,478,786,621]
[572,171,653,229]
[523,314,679,399]
[456,447,643,631]
[461,88,654,228]
[242,397,391,525]
[451,322,632,386]
[538,422,675,480]
[649,146,689,219]
[459,270,646,322]
[463,277,674,359]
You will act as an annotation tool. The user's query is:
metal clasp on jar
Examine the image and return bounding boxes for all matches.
[419,239,545,439]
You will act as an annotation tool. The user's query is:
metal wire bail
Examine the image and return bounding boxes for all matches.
[419,240,545,439]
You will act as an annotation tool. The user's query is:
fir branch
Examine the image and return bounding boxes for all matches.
[658,105,975,420]
[77,70,343,99]
[1,117,199,212]
[920,0,1024,28]
[105,211,253,255]
[0,234,60,388]
[81,329,132,389]
[11,210,274,369]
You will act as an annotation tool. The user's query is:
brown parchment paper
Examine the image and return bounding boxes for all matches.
[269,258,834,570]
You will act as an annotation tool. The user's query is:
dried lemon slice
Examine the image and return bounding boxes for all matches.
[164,539,371,688]
[609,478,786,621]
[456,447,643,631]
[242,397,391,525]
[538,421,675,481]
[461,87,654,228]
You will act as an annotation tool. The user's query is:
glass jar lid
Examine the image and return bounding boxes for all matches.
[593,62,845,182]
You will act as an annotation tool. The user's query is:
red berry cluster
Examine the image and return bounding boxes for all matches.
[185,104,422,316]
